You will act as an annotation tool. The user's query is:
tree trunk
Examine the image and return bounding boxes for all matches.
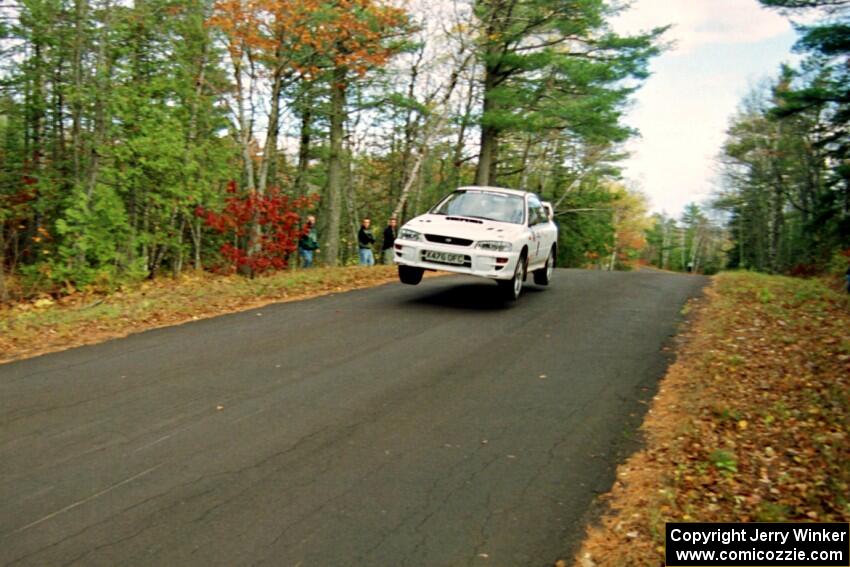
[768,167,784,273]
[738,217,745,269]
[190,217,202,271]
[31,43,45,179]
[518,134,533,190]
[449,72,476,190]
[690,230,703,274]
[233,47,256,194]
[608,212,619,271]
[294,95,313,198]
[322,65,347,266]
[475,126,499,186]
[392,146,427,221]
[768,183,783,273]
[75,0,111,268]
[0,226,7,303]
[343,152,360,261]
[392,53,470,220]
[249,42,286,258]
[184,32,207,272]
[86,0,111,200]
[412,154,427,216]
[256,45,285,197]
[52,63,66,175]
[25,36,47,265]
[395,47,425,202]
[475,63,500,186]
[230,45,256,275]
[71,0,87,185]
[173,213,186,278]
[186,35,207,145]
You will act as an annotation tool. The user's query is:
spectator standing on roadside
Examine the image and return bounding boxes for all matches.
[358,217,376,266]
[298,215,320,268]
[382,217,397,265]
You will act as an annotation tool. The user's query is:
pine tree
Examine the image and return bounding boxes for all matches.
[471,0,665,186]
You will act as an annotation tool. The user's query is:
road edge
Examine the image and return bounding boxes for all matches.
[1,266,429,365]
[564,275,715,567]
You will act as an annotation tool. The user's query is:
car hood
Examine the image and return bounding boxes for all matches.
[403,213,524,241]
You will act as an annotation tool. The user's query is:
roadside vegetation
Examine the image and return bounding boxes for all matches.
[0,0,663,303]
[573,271,850,566]
[0,265,399,364]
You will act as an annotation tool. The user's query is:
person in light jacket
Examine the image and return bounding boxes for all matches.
[381,217,397,265]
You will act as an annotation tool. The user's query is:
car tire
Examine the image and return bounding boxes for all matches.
[398,265,424,285]
[533,246,555,286]
[498,254,526,301]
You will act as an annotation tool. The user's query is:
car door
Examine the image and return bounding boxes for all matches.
[526,196,547,266]
[537,202,557,260]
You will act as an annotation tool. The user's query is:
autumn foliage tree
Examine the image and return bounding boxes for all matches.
[197,182,317,274]
[302,0,411,265]
[471,0,666,186]
[607,185,651,270]
[208,0,411,266]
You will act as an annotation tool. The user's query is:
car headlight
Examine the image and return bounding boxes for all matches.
[475,240,512,252]
[399,228,423,242]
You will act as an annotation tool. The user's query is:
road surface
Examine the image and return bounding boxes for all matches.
[0,269,707,566]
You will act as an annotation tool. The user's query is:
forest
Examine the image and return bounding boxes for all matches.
[0,0,847,303]
[0,0,668,300]
[716,0,849,276]
[643,0,849,278]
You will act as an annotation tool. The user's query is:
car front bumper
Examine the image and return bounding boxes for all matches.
[392,239,520,280]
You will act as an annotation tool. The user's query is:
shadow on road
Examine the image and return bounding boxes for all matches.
[405,281,546,311]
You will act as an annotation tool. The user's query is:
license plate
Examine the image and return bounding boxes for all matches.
[423,250,465,264]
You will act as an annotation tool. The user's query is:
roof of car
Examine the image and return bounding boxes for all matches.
[456,185,530,197]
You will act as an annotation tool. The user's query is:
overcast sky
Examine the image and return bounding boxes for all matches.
[611,0,801,216]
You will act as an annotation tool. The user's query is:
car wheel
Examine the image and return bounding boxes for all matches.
[533,246,555,286]
[398,265,424,285]
[498,254,526,301]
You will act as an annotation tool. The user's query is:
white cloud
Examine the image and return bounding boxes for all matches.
[611,1,799,215]
[614,0,792,54]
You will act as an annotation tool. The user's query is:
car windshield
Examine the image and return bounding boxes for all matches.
[431,191,525,224]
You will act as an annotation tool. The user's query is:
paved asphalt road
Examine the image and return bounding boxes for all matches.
[0,269,707,567]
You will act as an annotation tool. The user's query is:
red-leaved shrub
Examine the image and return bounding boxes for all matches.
[197,181,318,274]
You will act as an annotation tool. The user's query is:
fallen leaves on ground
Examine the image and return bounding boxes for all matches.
[0,266,414,364]
[573,271,850,566]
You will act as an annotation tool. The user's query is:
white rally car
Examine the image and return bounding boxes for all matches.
[393,186,558,300]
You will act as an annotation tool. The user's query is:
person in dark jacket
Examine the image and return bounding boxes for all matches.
[358,217,375,266]
[381,217,397,264]
[298,215,320,268]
